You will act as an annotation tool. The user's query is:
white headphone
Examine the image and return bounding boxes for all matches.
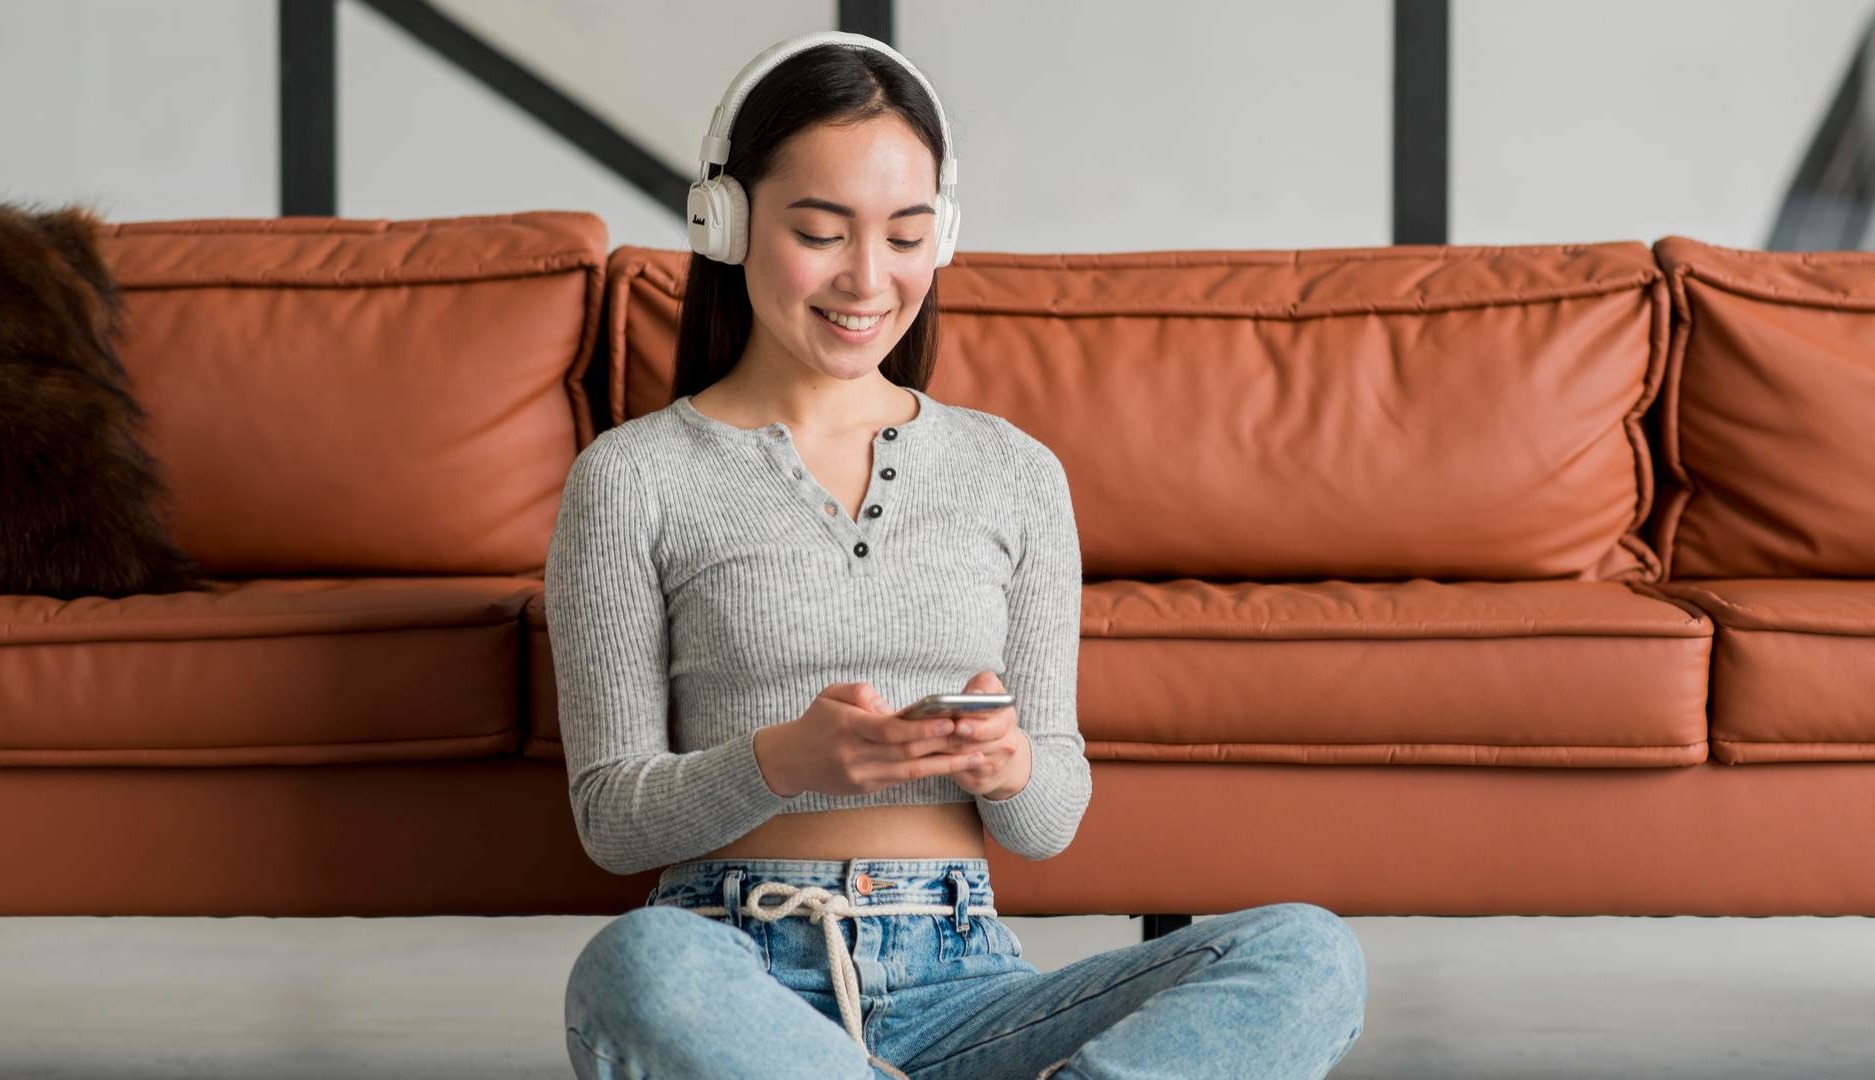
[686,31,961,268]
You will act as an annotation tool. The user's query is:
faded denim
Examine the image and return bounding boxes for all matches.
[566,857,1366,1079]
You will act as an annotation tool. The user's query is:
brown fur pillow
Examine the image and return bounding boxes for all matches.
[0,203,203,598]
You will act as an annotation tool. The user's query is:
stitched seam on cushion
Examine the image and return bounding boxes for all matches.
[1,616,527,646]
[1081,626,1709,640]
[1085,739,1708,753]
[1622,275,1674,581]
[620,250,1657,317]
[955,244,1644,268]
[1715,737,1875,746]
[117,250,599,291]
[937,277,1658,321]
[1656,262,1699,579]
[5,728,518,756]
[1680,264,1875,312]
[1710,624,1875,640]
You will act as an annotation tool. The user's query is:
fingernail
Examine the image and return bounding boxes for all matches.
[957,723,973,735]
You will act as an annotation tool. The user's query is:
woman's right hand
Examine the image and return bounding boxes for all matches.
[772,682,985,798]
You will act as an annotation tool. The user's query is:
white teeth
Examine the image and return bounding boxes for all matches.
[817,307,884,331]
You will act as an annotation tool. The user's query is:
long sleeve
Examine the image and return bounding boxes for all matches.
[543,439,801,876]
[975,435,1092,859]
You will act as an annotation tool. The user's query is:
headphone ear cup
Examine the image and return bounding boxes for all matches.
[720,176,750,265]
[932,193,961,268]
[686,176,751,264]
[687,179,721,261]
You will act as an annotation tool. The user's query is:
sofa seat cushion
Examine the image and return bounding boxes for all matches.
[1654,579,1875,764]
[0,577,538,766]
[1079,579,1712,766]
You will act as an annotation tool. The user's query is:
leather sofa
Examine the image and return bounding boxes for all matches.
[5,213,1871,919]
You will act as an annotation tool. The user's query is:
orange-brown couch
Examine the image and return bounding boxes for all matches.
[5,213,1872,918]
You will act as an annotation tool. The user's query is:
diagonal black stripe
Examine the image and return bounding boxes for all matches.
[1393,0,1449,245]
[280,0,337,216]
[839,0,893,43]
[1769,15,1875,251]
[354,0,693,217]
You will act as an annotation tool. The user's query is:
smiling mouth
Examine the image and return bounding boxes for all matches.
[812,306,889,330]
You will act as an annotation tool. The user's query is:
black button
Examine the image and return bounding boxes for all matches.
[853,542,869,557]
[880,467,896,480]
[866,504,882,518]
[882,427,898,441]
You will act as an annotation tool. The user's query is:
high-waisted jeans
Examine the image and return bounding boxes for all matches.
[565,857,1367,1079]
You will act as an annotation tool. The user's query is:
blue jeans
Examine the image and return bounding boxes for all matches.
[565,857,1366,1079]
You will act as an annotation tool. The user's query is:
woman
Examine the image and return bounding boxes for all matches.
[547,31,1368,1080]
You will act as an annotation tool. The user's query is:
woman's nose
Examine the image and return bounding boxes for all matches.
[838,241,886,296]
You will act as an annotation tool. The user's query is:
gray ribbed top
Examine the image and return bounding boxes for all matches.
[543,386,1090,876]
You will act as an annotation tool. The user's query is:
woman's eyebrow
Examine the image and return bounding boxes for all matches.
[785,197,935,219]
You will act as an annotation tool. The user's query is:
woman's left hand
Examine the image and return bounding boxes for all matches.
[943,670,1032,799]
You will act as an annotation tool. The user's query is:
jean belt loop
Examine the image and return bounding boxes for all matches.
[723,869,745,930]
[949,869,969,934]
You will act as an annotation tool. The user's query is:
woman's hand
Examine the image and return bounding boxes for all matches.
[936,670,1032,800]
[774,681,989,797]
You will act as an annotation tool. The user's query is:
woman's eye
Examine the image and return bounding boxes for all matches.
[795,232,924,250]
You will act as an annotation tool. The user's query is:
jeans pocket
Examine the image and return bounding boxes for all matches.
[985,916,1024,958]
[746,919,774,973]
[712,914,771,973]
[932,915,1019,962]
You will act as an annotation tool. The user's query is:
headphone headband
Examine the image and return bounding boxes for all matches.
[696,30,958,197]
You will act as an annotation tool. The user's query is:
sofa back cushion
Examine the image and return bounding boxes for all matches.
[1652,236,1875,579]
[98,212,606,577]
[607,242,1666,582]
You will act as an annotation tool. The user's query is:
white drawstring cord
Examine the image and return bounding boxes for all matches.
[687,880,998,1056]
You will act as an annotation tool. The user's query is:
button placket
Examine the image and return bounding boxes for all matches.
[839,428,904,571]
[764,427,900,568]
[853,430,895,542]
[759,421,912,573]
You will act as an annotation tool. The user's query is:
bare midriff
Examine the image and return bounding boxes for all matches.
[695,801,987,861]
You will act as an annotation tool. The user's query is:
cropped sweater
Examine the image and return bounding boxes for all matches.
[542,385,1091,876]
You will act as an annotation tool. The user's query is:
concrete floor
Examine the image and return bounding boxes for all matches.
[2,914,1873,1078]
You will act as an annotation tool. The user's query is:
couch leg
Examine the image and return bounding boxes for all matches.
[1141,914,1191,940]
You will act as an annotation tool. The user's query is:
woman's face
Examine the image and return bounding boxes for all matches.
[740,113,940,382]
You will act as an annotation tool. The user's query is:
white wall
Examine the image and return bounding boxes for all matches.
[0,0,277,220]
[1452,0,1872,247]
[3,0,1872,251]
[335,0,677,246]
[898,0,1393,251]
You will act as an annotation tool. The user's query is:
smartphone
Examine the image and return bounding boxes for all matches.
[896,692,1014,720]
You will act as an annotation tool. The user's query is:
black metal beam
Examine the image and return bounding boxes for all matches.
[280,0,337,216]
[1143,913,1192,941]
[838,0,893,43]
[1768,16,1875,251]
[1393,0,1449,244]
[354,0,692,216]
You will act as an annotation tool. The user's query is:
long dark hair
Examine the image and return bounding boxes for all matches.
[670,44,947,403]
